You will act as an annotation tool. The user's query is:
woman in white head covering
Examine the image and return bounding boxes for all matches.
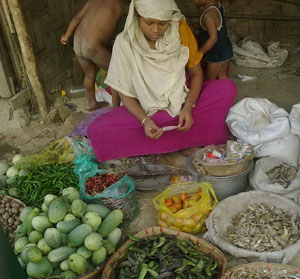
[105,0,203,139]
[88,0,237,162]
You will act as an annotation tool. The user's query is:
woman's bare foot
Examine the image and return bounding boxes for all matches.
[86,101,109,112]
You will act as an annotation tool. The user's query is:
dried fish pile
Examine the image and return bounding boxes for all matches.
[225,203,300,252]
[227,268,300,279]
[266,163,298,188]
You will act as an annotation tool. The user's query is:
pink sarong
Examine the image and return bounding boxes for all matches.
[88,79,237,162]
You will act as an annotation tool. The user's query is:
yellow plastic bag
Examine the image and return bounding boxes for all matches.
[15,138,75,169]
[153,182,218,234]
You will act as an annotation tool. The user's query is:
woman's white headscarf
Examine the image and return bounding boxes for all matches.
[105,0,189,117]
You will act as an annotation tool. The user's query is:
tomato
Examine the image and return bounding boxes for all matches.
[173,202,182,211]
[171,195,181,204]
[164,198,173,207]
[180,193,188,202]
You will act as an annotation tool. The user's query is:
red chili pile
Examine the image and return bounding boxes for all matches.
[85,173,125,196]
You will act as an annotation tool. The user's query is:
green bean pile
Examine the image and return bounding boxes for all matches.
[15,163,78,208]
[116,234,220,279]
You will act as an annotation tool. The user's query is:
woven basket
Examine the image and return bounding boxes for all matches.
[191,145,253,177]
[102,226,227,279]
[0,195,26,243]
[222,262,300,278]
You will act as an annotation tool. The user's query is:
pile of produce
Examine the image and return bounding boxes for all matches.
[85,173,125,196]
[0,195,24,243]
[14,187,123,278]
[157,190,210,234]
[1,161,78,208]
[225,203,300,252]
[225,267,300,279]
[116,234,220,279]
[266,163,298,188]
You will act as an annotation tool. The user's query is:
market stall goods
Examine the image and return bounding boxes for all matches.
[102,227,227,279]
[13,188,123,278]
[225,203,300,252]
[153,182,217,234]
[2,163,79,208]
[205,191,300,264]
[221,262,300,279]
[266,163,298,188]
[190,142,253,177]
[0,195,24,243]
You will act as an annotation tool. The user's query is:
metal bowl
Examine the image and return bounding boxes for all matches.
[186,153,254,200]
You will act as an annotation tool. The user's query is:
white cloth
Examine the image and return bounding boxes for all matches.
[105,0,189,117]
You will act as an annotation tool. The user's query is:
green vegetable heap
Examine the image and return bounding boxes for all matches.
[14,187,123,278]
[15,163,79,208]
[117,234,219,279]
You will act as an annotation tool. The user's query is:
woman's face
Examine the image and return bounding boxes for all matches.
[138,16,169,44]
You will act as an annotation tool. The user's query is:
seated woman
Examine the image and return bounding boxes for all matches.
[88,0,237,162]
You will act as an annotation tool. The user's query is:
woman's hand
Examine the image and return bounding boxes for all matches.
[144,118,163,139]
[177,105,194,131]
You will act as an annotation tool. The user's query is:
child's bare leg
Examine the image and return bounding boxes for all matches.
[111,88,121,108]
[217,61,230,79]
[205,62,222,80]
[84,44,112,71]
[76,56,99,111]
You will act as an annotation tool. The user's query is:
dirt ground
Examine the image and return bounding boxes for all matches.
[1,50,300,269]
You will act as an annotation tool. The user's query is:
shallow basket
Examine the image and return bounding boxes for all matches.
[221,262,300,279]
[189,145,253,177]
[101,226,227,279]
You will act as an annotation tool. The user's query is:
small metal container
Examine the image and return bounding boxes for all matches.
[186,154,254,200]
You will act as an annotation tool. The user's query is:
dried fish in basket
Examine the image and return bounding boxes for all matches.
[205,191,300,264]
[266,163,298,189]
[221,262,300,279]
[225,203,300,253]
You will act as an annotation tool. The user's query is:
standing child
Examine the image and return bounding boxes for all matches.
[193,0,233,80]
[61,0,130,111]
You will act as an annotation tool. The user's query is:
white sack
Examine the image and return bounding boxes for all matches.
[290,103,300,136]
[226,98,299,166]
[226,98,290,145]
[205,191,300,264]
[254,134,300,166]
[232,38,288,69]
[250,157,300,203]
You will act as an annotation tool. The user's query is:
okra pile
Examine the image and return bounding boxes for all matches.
[116,234,220,279]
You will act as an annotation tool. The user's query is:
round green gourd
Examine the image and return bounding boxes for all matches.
[84,232,103,251]
[47,246,76,263]
[26,246,42,263]
[48,198,68,223]
[28,230,43,244]
[44,228,62,248]
[27,257,53,278]
[92,247,106,266]
[68,253,88,275]
[67,224,92,247]
[98,209,123,237]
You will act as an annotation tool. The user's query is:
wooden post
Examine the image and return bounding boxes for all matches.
[7,0,48,121]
